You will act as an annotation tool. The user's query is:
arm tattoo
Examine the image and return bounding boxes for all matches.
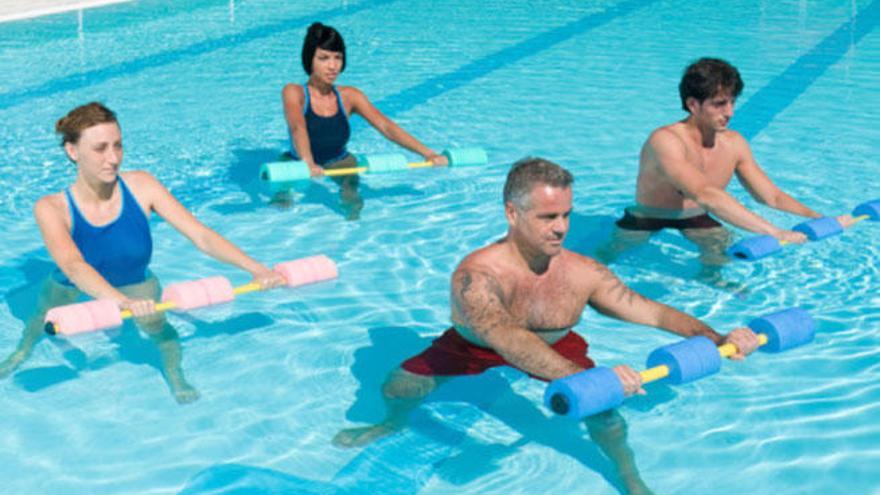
[597,265,646,308]
[454,268,510,331]
[458,269,507,306]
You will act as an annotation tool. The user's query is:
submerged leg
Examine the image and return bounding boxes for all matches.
[123,277,199,404]
[681,226,746,293]
[339,177,364,221]
[327,156,364,221]
[333,368,446,448]
[595,226,653,265]
[0,277,80,379]
[586,410,655,495]
[268,188,294,208]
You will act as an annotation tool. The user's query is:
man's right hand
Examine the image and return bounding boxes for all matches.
[771,229,807,244]
[613,365,645,396]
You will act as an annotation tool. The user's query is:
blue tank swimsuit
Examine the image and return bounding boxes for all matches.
[55,178,153,287]
[289,84,351,165]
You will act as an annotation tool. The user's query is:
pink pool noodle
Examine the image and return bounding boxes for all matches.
[161,276,235,310]
[44,299,122,335]
[274,255,338,287]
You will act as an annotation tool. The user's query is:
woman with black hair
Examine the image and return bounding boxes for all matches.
[282,22,447,218]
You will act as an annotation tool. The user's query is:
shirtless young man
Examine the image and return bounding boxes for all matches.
[597,58,852,281]
[334,158,759,495]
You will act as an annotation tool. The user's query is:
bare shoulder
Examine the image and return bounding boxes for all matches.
[559,249,609,284]
[120,170,160,189]
[570,251,641,306]
[722,129,750,152]
[644,124,690,171]
[281,83,305,101]
[338,85,364,99]
[33,191,65,220]
[647,123,686,151]
[561,249,603,271]
[340,86,368,110]
[120,171,166,209]
[715,130,753,168]
[454,243,504,278]
[452,243,510,291]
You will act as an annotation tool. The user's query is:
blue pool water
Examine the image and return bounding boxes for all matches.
[1,1,878,493]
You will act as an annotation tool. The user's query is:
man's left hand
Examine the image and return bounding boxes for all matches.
[836,214,857,228]
[723,327,760,360]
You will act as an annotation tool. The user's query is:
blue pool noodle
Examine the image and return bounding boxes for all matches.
[792,217,843,240]
[645,336,722,385]
[546,309,816,419]
[853,199,880,220]
[544,366,624,418]
[726,235,782,261]
[748,308,815,353]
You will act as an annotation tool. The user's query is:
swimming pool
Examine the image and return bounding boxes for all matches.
[0,0,878,493]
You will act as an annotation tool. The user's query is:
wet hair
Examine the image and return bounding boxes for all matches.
[301,22,346,75]
[503,157,574,210]
[678,58,744,112]
[55,102,118,146]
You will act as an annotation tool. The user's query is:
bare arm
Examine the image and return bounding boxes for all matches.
[281,84,323,176]
[452,267,580,380]
[733,137,821,218]
[347,87,448,166]
[650,130,787,236]
[132,172,283,287]
[588,262,725,344]
[588,262,760,357]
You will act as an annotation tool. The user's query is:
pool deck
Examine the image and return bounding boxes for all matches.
[0,0,132,23]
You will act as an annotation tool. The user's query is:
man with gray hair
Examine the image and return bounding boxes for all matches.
[334,157,758,494]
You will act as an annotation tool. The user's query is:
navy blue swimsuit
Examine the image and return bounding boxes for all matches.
[55,178,153,287]
[289,85,351,165]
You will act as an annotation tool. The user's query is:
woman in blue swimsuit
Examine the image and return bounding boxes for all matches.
[0,102,285,403]
[282,22,448,219]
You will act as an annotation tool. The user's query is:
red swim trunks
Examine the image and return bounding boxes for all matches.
[402,327,595,382]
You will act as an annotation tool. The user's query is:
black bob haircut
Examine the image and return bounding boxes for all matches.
[301,22,347,75]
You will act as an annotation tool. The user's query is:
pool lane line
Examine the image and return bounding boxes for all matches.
[0,0,659,113]
[375,0,660,117]
[734,0,880,140]
[0,0,396,111]
[0,0,133,24]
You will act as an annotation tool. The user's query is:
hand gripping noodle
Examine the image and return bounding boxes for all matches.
[44,255,338,335]
[727,199,879,262]
[544,308,815,419]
